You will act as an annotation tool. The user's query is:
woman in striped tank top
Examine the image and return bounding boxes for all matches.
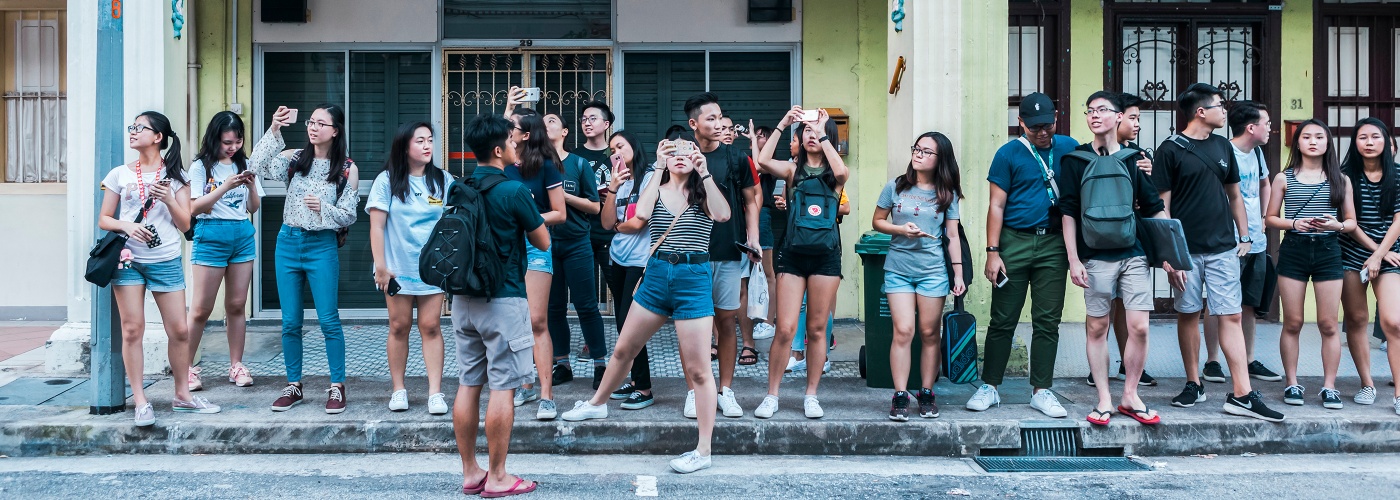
[1339,117,1400,412]
[562,139,732,474]
[1265,119,1356,410]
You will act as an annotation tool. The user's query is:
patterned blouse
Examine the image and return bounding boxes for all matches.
[249,129,359,231]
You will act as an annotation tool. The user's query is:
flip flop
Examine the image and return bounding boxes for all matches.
[1117,405,1161,425]
[481,478,538,498]
[738,346,760,366]
[1086,409,1112,426]
[461,474,488,495]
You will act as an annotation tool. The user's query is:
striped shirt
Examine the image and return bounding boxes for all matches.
[1282,169,1337,235]
[1342,166,1400,268]
[649,199,712,255]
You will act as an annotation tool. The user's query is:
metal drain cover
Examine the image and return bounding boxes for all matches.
[974,456,1150,473]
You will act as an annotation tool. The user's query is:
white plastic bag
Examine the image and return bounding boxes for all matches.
[747,261,769,321]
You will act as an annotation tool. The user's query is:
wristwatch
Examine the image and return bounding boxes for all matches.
[986,246,1001,253]
[1238,235,1253,244]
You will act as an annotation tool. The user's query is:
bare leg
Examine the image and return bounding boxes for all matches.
[1278,277,1307,387]
[417,294,446,395]
[715,309,739,391]
[1203,314,1222,364]
[223,262,254,365]
[153,289,193,402]
[1111,298,1129,360]
[1121,309,1152,412]
[767,274,808,396]
[1216,312,1253,397]
[916,295,945,389]
[1341,271,1376,388]
[1086,314,1114,412]
[676,315,718,456]
[186,265,227,362]
[801,275,841,396]
[887,293,917,393]
[453,385,487,489]
[1314,279,1345,390]
[114,285,150,407]
[1373,275,1400,398]
[523,270,554,399]
[386,294,415,393]
[586,303,669,406]
[738,278,755,350]
[1177,312,1202,384]
[483,387,529,491]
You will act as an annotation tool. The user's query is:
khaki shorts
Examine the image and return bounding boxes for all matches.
[452,296,535,391]
[1084,256,1153,318]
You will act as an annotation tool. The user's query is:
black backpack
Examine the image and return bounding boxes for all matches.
[783,169,841,255]
[418,173,508,297]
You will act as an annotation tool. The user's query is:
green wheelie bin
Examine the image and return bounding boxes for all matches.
[854,231,924,389]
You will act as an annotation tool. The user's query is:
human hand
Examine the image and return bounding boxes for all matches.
[304,194,322,212]
[1069,261,1089,288]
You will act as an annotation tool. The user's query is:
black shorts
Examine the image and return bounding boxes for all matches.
[1239,251,1271,309]
[774,247,842,278]
[1276,233,1344,283]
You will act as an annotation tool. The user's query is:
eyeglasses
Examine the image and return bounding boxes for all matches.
[1200,104,1224,111]
[127,124,153,134]
[1084,106,1120,116]
[580,116,605,124]
[910,146,937,158]
[1026,123,1055,133]
[305,120,336,131]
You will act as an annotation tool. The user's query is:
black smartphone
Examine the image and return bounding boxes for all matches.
[386,277,402,296]
[735,241,762,258]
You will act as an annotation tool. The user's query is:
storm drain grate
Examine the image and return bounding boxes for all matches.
[974,456,1150,473]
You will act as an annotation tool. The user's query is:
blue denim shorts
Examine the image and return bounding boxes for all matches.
[633,256,715,320]
[525,239,552,274]
[759,207,775,250]
[882,269,950,298]
[113,257,186,292]
[191,219,257,267]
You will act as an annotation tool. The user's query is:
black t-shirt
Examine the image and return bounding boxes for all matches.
[702,143,758,261]
[571,145,613,243]
[1152,134,1241,254]
[555,153,599,241]
[471,167,545,298]
[1059,143,1165,262]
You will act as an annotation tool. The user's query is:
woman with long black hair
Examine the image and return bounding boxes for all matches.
[753,106,849,419]
[251,104,359,415]
[601,130,659,410]
[99,111,220,426]
[187,111,263,391]
[368,121,454,416]
[1339,117,1400,410]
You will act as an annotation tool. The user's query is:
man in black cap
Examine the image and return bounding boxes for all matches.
[967,92,1080,417]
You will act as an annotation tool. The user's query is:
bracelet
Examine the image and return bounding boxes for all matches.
[701,174,713,182]
[950,262,962,265]
[1291,219,1297,231]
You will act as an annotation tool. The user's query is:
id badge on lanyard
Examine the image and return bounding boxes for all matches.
[1018,136,1059,206]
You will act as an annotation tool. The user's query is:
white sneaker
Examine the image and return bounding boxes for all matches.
[1030,389,1068,418]
[1393,397,1400,416]
[803,395,824,419]
[717,387,743,418]
[683,390,697,419]
[134,402,155,427]
[388,389,409,411]
[427,393,449,415]
[669,450,712,474]
[561,400,608,421]
[537,399,558,420]
[822,360,831,374]
[965,384,1000,412]
[754,395,779,419]
[753,322,776,340]
[1355,386,1377,405]
[785,356,806,373]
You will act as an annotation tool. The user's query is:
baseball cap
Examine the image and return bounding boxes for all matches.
[1019,92,1056,127]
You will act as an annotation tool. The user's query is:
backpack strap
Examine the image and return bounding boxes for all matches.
[1065,150,1100,164]
[1166,134,1229,182]
[1253,146,1267,178]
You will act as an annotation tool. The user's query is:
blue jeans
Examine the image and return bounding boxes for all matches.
[793,293,835,352]
[275,226,346,384]
[548,237,607,360]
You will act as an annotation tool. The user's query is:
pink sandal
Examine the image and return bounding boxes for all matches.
[481,478,537,498]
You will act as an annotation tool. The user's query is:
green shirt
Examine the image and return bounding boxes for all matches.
[472,166,545,298]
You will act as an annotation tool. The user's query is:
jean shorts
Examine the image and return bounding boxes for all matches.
[113,257,186,292]
[525,238,552,274]
[634,256,715,320]
[1276,233,1344,283]
[882,269,950,298]
[191,219,257,267]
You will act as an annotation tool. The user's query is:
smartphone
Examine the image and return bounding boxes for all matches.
[733,123,749,135]
[386,277,402,296]
[735,241,762,258]
[521,87,541,102]
[1361,271,1371,285]
[773,179,786,196]
[673,140,695,157]
[800,110,819,122]
[995,270,1010,288]
[285,108,299,125]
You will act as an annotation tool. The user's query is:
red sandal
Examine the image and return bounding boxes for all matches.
[461,474,487,495]
[481,477,537,498]
[1086,409,1112,426]
[1117,405,1161,425]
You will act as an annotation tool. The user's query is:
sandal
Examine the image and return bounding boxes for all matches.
[462,474,488,495]
[738,346,760,366]
[482,477,538,498]
[1086,409,1112,426]
[711,344,719,361]
[1117,404,1161,425]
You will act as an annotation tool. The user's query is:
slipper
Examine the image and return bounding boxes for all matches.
[1118,405,1161,425]
[1086,409,1111,426]
[481,478,538,498]
[462,474,488,495]
[738,346,760,366]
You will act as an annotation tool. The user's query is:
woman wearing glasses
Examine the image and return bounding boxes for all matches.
[250,104,360,415]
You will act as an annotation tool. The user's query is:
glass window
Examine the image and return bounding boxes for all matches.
[443,0,611,40]
[349,52,433,180]
[261,52,346,156]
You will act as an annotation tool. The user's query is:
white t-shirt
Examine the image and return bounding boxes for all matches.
[189,158,265,220]
[1232,144,1268,255]
[101,164,186,263]
[365,170,455,295]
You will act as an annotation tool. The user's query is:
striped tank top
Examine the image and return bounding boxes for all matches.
[1341,166,1400,268]
[649,198,713,255]
[1283,169,1337,235]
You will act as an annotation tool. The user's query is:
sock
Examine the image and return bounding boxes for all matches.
[555,359,568,367]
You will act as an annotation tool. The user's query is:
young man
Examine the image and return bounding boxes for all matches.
[718,115,736,145]
[685,92,762,419]
[1153,83,1284,422]
[548,108,606,388]
[1060,91,1168,425]
[574,101,615,364]
[972,92,1079,417]
[1202,101,1283,385]
[451,113,550,496]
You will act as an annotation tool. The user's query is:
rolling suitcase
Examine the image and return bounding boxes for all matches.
[940,222,979,384]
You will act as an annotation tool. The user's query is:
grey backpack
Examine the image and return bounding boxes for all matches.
[1067,149,1140,249]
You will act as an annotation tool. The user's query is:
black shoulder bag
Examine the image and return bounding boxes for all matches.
[85,198,154,287]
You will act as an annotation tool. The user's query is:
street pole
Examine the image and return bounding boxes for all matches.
[91,0,125,416]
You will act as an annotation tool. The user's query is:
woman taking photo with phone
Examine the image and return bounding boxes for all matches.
[367,121,454,416]
[187,111,263,391]
[601,130,659,410]
[871,132,966,421]
[562,139,730,474]
[99,111,220,426]
[251,104,359,415]
[1265,119,1355,410]
[753,106,849,419]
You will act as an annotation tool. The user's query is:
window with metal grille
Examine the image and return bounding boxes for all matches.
[1009,1,1069,138]
[3,9,66,183]
[1316,4,1400,153]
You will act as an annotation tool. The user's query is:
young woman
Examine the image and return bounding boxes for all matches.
[601,130,658,410]
[187,111,263,391]
[99,111,220,426]
[872,132,966,421]
[562,140,731,474]
[504,108,567,420]
[1339,117,1400,409]
[754,106,850,419]
[367,122,453,416]
[251,104,359,414]
[1265,119,1356,410]
[544,112,608,389]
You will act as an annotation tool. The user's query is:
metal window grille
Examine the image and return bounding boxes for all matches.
[3,8,65,183]
[1009,2,1068,138]
[1316,8,1400,153]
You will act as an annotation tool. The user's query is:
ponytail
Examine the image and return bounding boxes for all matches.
[137,110,188,186]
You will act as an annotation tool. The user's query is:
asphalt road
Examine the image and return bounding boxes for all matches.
[0,452,1395,499]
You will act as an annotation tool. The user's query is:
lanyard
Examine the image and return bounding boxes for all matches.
[1017,136,1059,206]
[134,160,150,218]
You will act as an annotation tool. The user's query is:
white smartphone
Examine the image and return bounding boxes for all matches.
[995,270,1010,288]
[773,179,786,196]
[800,110,819,122]
[285,108,299,125]
[1361,270,1371,285]
[672,140,695,156]
[521,87,541,102]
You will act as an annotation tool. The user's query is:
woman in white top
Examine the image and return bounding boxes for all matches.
[368,121,454,416]
[186,111,264,391]
[251,104,360,415]
[98,111,221,426]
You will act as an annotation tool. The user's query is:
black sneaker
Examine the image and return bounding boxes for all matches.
[1320,388,1343,410]
[889,392,910,422]
[1283,384,1305,406]
[610,382,636,400]
[1138,370,1158,386]
[917,388,939,418]
[1202,361,1227,383]
[1224,390,1285,422]
[551,363,573,386]
[1247,360,1283,382]
[1171,381,1206,408]
[620,391,655,410]
[592,364,606,390]
[1086,373,1097,387]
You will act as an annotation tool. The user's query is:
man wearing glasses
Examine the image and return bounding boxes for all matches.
[969,92,1079,417]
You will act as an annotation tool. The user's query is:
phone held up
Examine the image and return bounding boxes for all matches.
[671,140,695,157]
[521,87,541,103]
